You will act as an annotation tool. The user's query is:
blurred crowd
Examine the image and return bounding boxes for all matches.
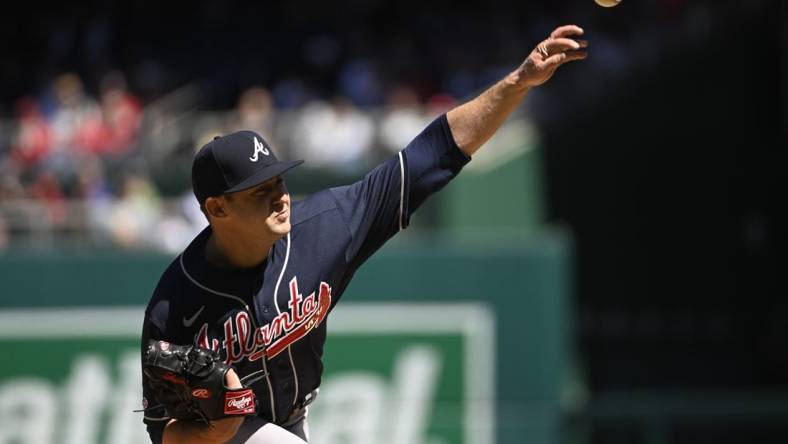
[0,0,759,251]
[0,68,461,252]
[0,71,147,250]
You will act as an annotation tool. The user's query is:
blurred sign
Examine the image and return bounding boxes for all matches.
[0,303,494,444]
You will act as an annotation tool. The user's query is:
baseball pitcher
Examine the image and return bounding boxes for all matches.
[140,25,587,444]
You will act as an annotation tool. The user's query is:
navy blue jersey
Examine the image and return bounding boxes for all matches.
[140,114,470,443]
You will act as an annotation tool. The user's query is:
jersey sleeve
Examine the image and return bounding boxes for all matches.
[330,113,470,271]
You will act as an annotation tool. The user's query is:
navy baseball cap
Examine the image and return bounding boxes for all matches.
[192,130,303,204]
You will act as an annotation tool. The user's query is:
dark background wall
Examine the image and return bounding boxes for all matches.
[540,4,786,391]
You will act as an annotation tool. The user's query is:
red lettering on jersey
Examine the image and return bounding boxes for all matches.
[288,278,304,323]
[223,317,243,364]
[196,323,220,352]
[236,311,255,357]
[196,277,332,364]
[265,281,332,358]
[302,294,315,314]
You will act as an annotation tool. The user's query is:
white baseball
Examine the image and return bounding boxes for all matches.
[595,0,622,7]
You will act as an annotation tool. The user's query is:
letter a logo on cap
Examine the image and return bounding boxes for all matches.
[250,137,270,162]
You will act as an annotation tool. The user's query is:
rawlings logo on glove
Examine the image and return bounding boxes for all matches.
[142,340,256,422]
[225,390,256,415]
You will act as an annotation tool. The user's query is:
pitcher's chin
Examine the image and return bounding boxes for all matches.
[269,219,291,238]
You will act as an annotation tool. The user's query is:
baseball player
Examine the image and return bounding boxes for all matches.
[141,25,587,444]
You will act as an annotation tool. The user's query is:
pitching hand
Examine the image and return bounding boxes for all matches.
[515,25,588,88]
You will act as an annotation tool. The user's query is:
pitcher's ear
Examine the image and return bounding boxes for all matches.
[204,196,228,219]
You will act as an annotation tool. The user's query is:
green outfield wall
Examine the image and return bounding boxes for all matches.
[0,231,573,444]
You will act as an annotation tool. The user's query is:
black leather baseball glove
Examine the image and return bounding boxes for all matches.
[143,340,256,422]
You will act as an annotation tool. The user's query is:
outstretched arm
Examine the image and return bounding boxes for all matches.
[447,25,588,157]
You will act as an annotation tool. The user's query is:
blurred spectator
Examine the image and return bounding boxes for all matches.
[0,173,26,200]
[103,173,162,249]
[75,155,115,245]
[271,77,311,109]
[0,173,25,248]
[424,93,458,118]
[99,71,142,154]
[27,171,67,228]
[0,173,27,248]
[338,58,382,107]
[290,97,375,173]
[37,72,101,187]
[73,155,111,200]
[10,98,53,168]
[379,85,429,154]
[0,215,7,249]
[74,71,142,155]
[152,192,207,254]
[192,87,279,168]
[49,72,101,153]
[228,86,275,140]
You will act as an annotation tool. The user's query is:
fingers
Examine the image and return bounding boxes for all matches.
[563,51,588,62]
[545,37,583,53]
[521,25,587,86]
[536,36,588,65]
[551,25,584,39]
[225,368,242,389]
[542,50,587,68]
